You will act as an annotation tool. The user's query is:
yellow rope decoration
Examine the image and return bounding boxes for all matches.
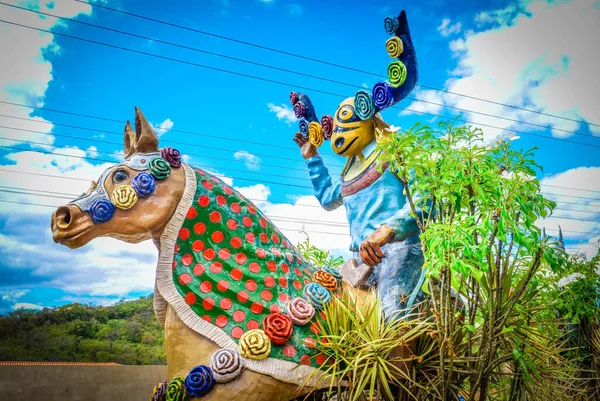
[111,185,138,210]
[385,36,404,58]
[308,121,324,147]
[239,329,271,360]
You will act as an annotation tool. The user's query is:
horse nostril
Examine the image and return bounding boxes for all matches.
[55,206,72,228]
[334,137,345,148]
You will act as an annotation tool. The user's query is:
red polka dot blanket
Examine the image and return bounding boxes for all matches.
[154,165,334,386]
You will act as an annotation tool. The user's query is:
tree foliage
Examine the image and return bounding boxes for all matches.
[0,295,166,365]
[307,122,598,401]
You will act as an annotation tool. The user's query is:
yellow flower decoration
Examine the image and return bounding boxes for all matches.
[111,185,138,210]
[385,36,404,59]
[239,329,271,360]
[308,121,324,147]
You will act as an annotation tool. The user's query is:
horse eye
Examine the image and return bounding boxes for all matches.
[113,170,129,183]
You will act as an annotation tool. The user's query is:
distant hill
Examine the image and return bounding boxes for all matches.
[0,296,166,365]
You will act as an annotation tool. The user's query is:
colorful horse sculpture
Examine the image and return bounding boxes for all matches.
[51,107,341,400]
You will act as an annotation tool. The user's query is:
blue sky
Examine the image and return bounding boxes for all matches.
[0,0,598,313]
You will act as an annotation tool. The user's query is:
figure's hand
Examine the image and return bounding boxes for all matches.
[293,132,319,160]
[359,225,395,267]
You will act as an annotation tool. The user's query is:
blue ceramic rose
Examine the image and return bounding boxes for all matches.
[303,283,331,310]
[184,365,215,398]
[132,172,156,197]
[89,199,115,224]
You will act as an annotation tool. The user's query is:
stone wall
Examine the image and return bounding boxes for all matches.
[0,365,167,401]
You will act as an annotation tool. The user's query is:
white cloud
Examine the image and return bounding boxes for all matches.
[474,4,518,27]
[0,0,351,310]
[0,289,36,312]
[233,150,261,170]
[234,182,351,254]
[12,303,44,311]
[267,103,298,125]
[154,118,174,136]
[259,0,275,3]
[0,0,92,150]
[537,166,600,258]
[406,0,600,142]
[449,38,467,55]
[437,18,462,36]
[86,145,99,158]
[0,141,356,309]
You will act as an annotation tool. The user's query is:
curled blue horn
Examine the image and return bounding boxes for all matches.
[294,92,319,136]
[374,10,418,111]
[296,93,319,123]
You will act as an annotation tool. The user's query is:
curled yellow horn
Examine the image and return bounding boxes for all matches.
[111,185,138,210]
[308,121,324,147]
[385,36,403,58]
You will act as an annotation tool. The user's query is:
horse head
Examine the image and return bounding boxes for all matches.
[50,107,186,248]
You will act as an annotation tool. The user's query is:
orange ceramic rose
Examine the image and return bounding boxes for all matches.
[312,271,338,291]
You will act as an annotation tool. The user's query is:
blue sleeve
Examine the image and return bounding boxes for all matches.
[305,155,343,211]
[384,178,433,241]
[383,199,419,241]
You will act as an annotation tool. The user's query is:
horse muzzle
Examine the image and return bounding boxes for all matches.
[51,204,94,248]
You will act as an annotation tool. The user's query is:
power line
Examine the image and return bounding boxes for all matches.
[0,168,325,209]
[0,136,315,184]
[0,143,316,190]
[542,184,600,195]
[3,19,600,151]
[7,118,600,198]
[0,101,308,155]
[72,0,599,129]
[0,117,340,172]
[4,117,600,197]
[0,196,351,235]
[3,2,596,139]
[7,169,599,219]
[551,208,600,215]
[2,191,599,238]
[0,186,350,227]
[555,200,600,209]
[544,215,600,223]
[0,125,319,176]
[544,228,600,236]
[0,115,341,168]
[0,177,598,227]
[1,144,599,207]
[543,192,600,202]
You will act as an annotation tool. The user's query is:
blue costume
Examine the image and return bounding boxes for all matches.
[305,140,427,319]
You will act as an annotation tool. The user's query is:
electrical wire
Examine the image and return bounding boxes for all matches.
[0,183,598,229]
[2,119,599,198]
[2,19,600,150]
[0,117,340,172]
[72,0,600,128]
[1,195,598,239]
[3,2,597,139]
[1,143,599,204]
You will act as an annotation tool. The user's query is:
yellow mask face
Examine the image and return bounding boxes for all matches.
[330,97,376,157]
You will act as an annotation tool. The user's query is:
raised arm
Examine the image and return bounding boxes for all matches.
[293,133,343,211]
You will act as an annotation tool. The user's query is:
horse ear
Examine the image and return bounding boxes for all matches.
[123,121,136,158]
[133,107,159,154]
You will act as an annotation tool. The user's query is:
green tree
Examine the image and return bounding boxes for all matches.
[375,121,583,400]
